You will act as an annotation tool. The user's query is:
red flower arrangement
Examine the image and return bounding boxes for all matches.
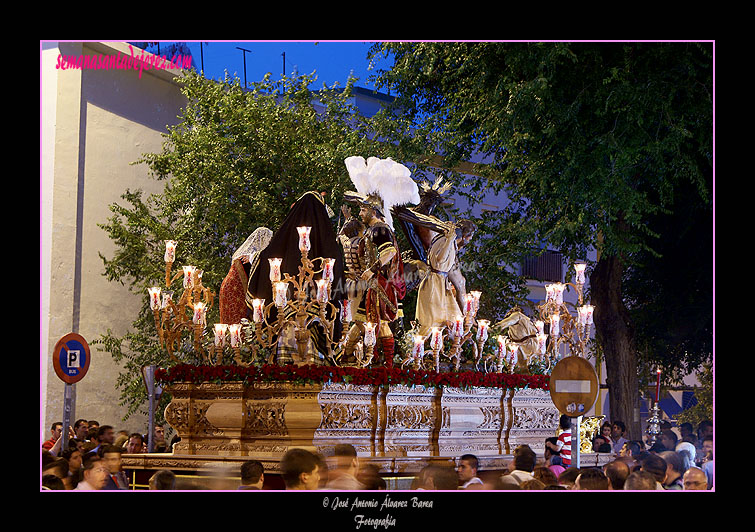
[155,363,550,391]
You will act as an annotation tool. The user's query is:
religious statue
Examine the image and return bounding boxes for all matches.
[341,156,420,367]
[219,227,272,325]
[245,191,346,365]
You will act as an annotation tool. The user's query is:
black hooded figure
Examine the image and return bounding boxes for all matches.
[245,191,346,363]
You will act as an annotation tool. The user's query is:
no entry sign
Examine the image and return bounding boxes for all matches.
[548,355,599,417]
[52,333,91,384]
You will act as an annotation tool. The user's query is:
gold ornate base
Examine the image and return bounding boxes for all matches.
[163,382,560,458]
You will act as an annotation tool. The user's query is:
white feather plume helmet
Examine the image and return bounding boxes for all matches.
[344,156,420,229]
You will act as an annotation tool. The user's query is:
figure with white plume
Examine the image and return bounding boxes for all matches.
[341,156,419,367]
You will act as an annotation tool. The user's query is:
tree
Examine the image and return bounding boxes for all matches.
[95,69,409,420]
[368,42,713,438]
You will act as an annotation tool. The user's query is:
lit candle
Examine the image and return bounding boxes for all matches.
[164,240,177,263]
[316,279,329,303]
[470,291,482,315]
[192,301,206,325]
[252,298,265,323]
[229,323,243,347]
[323,258,335,283]
[454,317,464,338]
[341,299,352,323]
[550,313,560,337]
[497,335,506,357]
[412,335,425,360]
[214,323,228,347]
[148,287,162,310]
[430,327,443,350]
[574,263,587,285]
[464,294,475,317]
[536,333,548,355]
[364,322,377,347]
[297,226,312,252]
[655,368,661,403]
[268,258,282,283]
[552,283,565,305]
[476,319,489,343]
[508,343,519,367]
[274,282,288,307]
[182,265,196,289]
[545,284,554,303]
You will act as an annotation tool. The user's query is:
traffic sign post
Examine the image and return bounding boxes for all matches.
[52,333,90,452]
[549,356,599,469]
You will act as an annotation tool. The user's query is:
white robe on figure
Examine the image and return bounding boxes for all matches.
[416,232,463,338]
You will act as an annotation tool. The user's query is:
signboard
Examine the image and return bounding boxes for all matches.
[52,333,91,385]
[549,355,598,417]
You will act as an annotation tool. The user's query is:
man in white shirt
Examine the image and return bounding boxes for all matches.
[73,456,109,490]
[457,454,484,489]
[503,445,537,485]
[611,421,628,455]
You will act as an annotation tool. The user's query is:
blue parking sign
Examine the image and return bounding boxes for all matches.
[53,333,90,384]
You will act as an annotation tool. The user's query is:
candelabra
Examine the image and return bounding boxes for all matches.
[148,241,216,364]
[536,263,594,364]
[248,226,341,365]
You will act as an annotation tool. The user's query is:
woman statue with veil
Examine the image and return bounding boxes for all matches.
[219,227,273,325]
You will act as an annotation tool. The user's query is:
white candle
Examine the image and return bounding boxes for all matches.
[297,226,312,252]
[583,305,594,325]
[148,287,161,310]
[164,240,177,263]
[323,258,335,283]
[316,279,329,303]
[550,313,560,337]
[160,291,173,309]
[537,333,548,355]
[497,335,506,356]
[412,335,425,360]
[214,323,228,347]
[269,258,282,283]
[535,320,545,336]
[464,294,475,317]
[545,284,555,303]
[574,263,587,285]
[476,319,489,343]
[470,291,482,315]
[430,327,443,350]
[274,282,288,307]
[183,265,196,289]
[341,299,352,323]
[192,301,206,325]
[508,343,518,366]
[454,317,464,338]
[364,322,377,347]
[553,283,565,305]
[252,298,265,323]
[229,323,243,347]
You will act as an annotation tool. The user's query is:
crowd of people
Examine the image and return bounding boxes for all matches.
[41,415,713,491]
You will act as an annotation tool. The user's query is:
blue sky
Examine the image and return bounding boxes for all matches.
[163,41,382,91]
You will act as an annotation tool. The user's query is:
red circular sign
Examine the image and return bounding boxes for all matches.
[52,333,91,384]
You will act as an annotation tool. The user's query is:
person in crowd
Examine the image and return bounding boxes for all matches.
[42,422,63,451]
[495,474,522,490]
[457,453,484,490]
[639,453,667,490]
[42,474,66,490]
[60,446,83,488]
[675,441,697,471]
[682,466,708,490]
[89,425,115,455]
[619,440,642,459]
[603,459,630,490]
[150,424,169,453]
[280,448,321,490]
[126,433,146,454]
[99,444,129,490]
[422,462,459,490]
[42,456,70,489]
[149,469,176,490]
[325,444,365,490]
[357,463,386,490]
[520,478,546,490]
[532,466,559,488]
[699,435,713,489]
[113,430,130,449]
[611,421,628,455]
[657,450,685,489]
[505,445,537,485]
[600,421,613,448]
[679,422,697,446]
[73,455,109,490]
[238,459,265,490]
[543,437,565,478]
[624,470,658,490]
[557,467,581,489]
[592,434,612,453]
[73,419,89,441]
[574,467,609,490]
[546,415,573,467]
[659,429,679,452]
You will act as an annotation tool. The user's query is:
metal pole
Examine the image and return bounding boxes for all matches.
[237,47,251,88]
[144,365,156,453]
[62,383,75,453]
[571,415,581,469]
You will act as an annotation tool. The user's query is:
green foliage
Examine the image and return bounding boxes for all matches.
[674,362,713,427]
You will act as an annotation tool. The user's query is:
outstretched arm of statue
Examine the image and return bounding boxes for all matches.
[360,246,396,281]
